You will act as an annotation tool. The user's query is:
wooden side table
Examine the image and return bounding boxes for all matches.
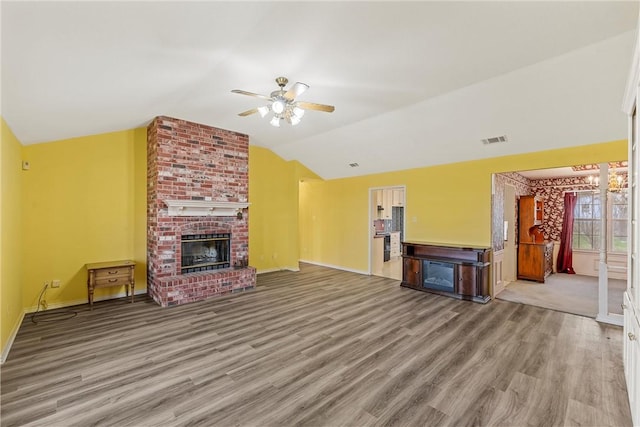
[86,260,135,310]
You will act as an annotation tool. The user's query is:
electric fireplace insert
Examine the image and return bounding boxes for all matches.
[423,260,455,293]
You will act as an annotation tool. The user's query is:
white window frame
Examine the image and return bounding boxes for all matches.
[572,189,628,254]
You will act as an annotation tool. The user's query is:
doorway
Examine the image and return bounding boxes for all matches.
[370,186,405,280]
[492,163,628,324]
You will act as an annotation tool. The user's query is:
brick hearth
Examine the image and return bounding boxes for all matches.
[147,116,256,307]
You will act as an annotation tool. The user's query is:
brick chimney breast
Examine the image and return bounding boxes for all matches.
[147,116,256,307]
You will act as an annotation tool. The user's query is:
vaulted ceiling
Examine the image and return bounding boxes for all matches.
[1,1,637,179]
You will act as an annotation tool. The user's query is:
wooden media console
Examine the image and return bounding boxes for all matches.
[401,241,491,303]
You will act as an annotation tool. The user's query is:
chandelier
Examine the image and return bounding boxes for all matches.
[587,168,626,192]
[607,169,626,192]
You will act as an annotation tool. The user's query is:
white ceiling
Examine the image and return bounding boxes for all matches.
[1,1,637,179]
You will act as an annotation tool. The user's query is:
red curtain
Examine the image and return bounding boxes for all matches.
[557,192,577,274]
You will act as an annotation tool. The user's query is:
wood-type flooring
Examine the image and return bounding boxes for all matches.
[0,263,632,426]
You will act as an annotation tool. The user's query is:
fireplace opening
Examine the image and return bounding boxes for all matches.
[423,260,455,293]
[181,233,231,273]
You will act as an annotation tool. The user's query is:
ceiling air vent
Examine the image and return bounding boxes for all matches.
[482,135,508,145]
[349,163,359,167]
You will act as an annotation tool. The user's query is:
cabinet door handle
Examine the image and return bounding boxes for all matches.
[629,332,636,341]
[108,270,119,274]
[108,278,118,283]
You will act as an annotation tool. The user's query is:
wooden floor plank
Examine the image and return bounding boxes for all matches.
[0,263,632,426]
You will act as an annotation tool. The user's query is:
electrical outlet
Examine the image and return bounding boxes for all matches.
[52,280,61,288]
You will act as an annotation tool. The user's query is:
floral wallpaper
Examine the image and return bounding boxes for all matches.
[499,171,532,194]
[531,177,595,242]
[531,172,629,242]
[571,161,627,172]
[491,169,627,251]
[492,172,532,251]
[491,177,505,251]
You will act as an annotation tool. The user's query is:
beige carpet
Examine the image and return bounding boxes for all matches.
[496,273,626,318]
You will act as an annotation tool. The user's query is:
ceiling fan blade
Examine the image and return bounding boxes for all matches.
[297,101,335,113]
[231,89,271,101]
[238,108,259,117]
[284,82,309,100]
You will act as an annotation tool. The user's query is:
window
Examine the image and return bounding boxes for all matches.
[573,192,601,250]
[572,191,627,252]
[611,192,628,252]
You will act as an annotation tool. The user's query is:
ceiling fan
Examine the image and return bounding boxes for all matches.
[231,77,335,127]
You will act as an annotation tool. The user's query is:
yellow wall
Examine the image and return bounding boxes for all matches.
[1,118,24,355]
[21,129,147,310]
[299,140,628,273]
[1,122,626,360]
[9,129,304,320]
[248,146,319,272]
[14,131,312,319]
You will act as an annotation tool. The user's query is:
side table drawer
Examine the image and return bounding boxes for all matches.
[94,275,131,288]
[94,267,130,279]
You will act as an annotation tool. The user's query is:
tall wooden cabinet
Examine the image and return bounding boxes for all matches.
[517,195,543,243]
[517,195,552,282]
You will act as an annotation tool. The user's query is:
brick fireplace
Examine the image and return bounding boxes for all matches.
[147,116,256,307]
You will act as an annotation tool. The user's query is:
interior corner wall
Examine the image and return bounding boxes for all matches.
[21,128,148,311]
[298,139,628,273]
[132,127,148,290]
[248,146,303,272]
[14,129,302,319]
[1,118,24,357]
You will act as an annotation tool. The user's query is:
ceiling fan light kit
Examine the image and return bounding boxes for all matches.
[257,106,269,118]
[232,76,335,127]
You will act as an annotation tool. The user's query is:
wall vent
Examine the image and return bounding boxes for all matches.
[482,135,508,145]
[349,162,359,167]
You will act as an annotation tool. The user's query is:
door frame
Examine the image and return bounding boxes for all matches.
[503,183,517,284]
[491,169,627,326]
[368,185,406,277]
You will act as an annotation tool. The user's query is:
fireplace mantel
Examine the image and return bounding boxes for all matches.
[164,200,250,217]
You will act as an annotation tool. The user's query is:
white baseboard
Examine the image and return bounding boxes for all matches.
[24,289,148,314]
[256,266,300,274]
[3,289,147,364]
[1,310,26,364]
[299,259,368,275]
